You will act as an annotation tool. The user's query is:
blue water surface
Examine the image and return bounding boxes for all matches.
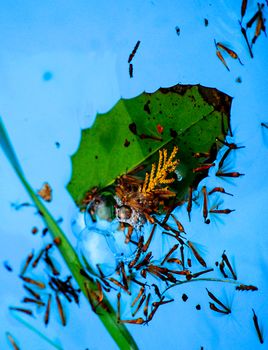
[0,1,268,349]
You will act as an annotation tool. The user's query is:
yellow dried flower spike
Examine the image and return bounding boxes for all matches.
[141,146,179,194]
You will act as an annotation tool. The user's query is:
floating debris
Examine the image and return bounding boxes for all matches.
[216,171,245,178]
[241,0,248,19]
[9,306,34,317]
[3,260,13,272]
[215,46,230,71]
[128,40,141,63]
[208,187,233,196]
[252,309,264,344]
[6,332,20,350]
[175,26,180,36]
[38,182,52,202]
[20,251,34,276]
[31,227,38,235]
[44,294,52,326]
[206,289,231,314]
[188,241,207,267]
[20,276,46,289]
[56,294,67,326]
[129,63,133,78]
[236,284,258,291]
[182,293,188,302]
[6,124,257,333]
[215,41,244,65]
[222,250,237,280]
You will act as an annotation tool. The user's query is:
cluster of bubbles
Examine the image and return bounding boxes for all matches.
[75,194,141,276]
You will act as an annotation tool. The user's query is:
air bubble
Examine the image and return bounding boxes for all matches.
[175,169,183,181]
[77,194,140,275]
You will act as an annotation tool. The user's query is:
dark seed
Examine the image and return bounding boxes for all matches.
[182,293,188,302]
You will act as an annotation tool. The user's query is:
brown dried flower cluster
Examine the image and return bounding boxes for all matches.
[115,146,179,224]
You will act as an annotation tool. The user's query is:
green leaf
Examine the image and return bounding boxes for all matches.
[0,117,138,350]
[67,84,231,206]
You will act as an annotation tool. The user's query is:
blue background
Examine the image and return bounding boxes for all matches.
[1,1,268,349]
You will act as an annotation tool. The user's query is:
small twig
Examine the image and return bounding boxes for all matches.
[161,277,244,295]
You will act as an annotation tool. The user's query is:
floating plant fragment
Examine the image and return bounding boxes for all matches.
[215,41,244,66]
[241,0,248,19]
[128,40,141,78]
[6,332,20,350]
[67,84,232,206]
[252,309,264,344]
[239,1,267,58]
[38,182,52,202]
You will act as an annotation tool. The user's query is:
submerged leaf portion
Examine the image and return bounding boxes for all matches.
[67,84,232,206]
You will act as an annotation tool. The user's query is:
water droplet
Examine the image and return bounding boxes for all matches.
[84,195,115,229]
[77,227,116,276]
[109,223,140,263]
[175,169,183,181]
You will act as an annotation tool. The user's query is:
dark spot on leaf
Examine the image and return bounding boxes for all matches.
[197,85,232,118]
[196,304,201,310]
[182,293,188,302]
[144,100,151,114]
[95,155,98,159]
[170,128,177,138]
[124,139,130,147]
[204,18,209,26]
[175,26,180,36]
[129,122,137,135]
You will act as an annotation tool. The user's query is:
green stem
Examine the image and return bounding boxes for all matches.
[10,311,63,350]
[162,277,241,295]
[0,117,138,350]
